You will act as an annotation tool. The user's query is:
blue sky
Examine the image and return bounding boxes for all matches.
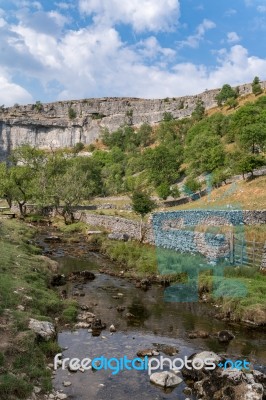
[1,0,266,105]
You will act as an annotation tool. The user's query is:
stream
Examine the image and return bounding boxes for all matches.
[36,230,266,400]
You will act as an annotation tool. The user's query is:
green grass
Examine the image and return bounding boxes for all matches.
[198,265,266,324]
[57,221,88,233]
[0,219,78,397]
[100,238,158,276]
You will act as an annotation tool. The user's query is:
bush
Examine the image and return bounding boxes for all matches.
[73,142,84,153]
[34,101,43,112]
[68,107,77,119]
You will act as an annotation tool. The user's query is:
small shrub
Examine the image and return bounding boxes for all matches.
[68,107,77,119]
[91,113,105,120]
[34,101,43,112]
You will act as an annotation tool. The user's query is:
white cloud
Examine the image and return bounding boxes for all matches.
[2,7,266,103]
[11,25,61,68]
[178,19,216,48]
[0,72,33,106]
[136,36,176,60]
[257,5,266,12]
[78,0,180,32]
[227,31,241,43]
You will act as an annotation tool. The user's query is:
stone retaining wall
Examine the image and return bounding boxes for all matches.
[79,210,265,265]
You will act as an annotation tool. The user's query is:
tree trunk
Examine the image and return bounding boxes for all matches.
[140,217,143,242]
[18,201,26,216]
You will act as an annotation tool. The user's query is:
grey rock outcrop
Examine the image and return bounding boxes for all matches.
[1,81,265,160]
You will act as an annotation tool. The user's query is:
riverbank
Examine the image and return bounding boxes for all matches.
[0,219,78,399]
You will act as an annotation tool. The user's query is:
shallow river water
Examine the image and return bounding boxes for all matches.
[36,232,266,400]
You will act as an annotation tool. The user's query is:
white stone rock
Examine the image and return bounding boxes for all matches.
[28,319,56,341]
[109,324,116,332]
[57,394,68,400]
[63,382,72,387]
[150,371,183,388]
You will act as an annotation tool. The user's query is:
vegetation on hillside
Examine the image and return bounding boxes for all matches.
[0,80,265,219]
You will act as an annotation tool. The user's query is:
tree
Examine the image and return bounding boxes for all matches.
[50,162,94,224]
[192,99,205,121]
[156,182,171,200]
[183,177,202,197]
[5,145,47,215]
[238,123,266,153]
[185,132,225,174]
[226,97,238,109]
[0,163,14,208]
[252,76,263,96]
[211,168,231,187]
[231,152,265,179]
[135,123,153,147]
[230,103,266,153]
[215,84,238,106]
[131,190,156,241]
[144,145,182,187]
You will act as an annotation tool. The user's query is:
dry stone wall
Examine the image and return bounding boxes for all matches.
[79,210,265,265]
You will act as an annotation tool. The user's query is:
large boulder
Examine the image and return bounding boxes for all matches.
[28,319,56,341]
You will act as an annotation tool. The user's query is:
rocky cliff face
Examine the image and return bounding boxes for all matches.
[0,81,265,160]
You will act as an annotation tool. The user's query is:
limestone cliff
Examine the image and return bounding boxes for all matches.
[0,81,265,160]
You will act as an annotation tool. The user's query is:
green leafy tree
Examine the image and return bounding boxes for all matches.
[211,168,231,187]
[0,163,14,208]
[185,132,225,174]
[135,123,153,147]
[49,162,95,224]
[156,182,171,200]
[230,151,265,179]
[183,177,202,196]
[192,99,205,121]
[6,145,47,215]
[215,84,238,106]
[238,122,266,153]
[226,97,238,109]
[230,103,266,153]
[252,76,263,96]
[131,190,156,241]
[144,145,182,187]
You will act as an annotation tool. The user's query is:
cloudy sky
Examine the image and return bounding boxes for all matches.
[1,0,266,106]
